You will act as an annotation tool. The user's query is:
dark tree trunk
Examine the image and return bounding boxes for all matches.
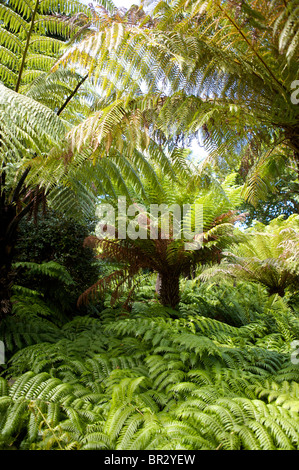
[0,166,34,319]
[286,127,299,179]
[157,271,180,309]
[0,268,15,318]
[0,204,18,318]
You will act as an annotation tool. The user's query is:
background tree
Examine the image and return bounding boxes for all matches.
[14,210,100,315]
[240,168,299,225]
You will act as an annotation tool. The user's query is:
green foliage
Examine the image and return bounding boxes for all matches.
[200,214,299,297]
[1,0,299,453]
[1,279,298,450]
[0,82,66,165]
[79,172,245,308]
[14,210,101,313]
[56,0,299,178]
[0,0,91,92]
[240,169,299,225]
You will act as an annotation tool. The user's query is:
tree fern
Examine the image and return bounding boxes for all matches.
[55,0,299,206]
[200,214,299,297]
[78,173,245,309]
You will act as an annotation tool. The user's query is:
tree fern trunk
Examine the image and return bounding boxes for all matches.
[155,273,161,295]
[158,271,180,309]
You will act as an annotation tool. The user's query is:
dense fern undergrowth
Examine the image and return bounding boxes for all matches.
[1,274,299,450]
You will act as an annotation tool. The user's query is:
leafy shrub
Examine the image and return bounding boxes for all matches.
[14,211,101,315]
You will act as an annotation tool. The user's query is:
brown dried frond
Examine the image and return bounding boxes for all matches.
[83,235,102,248]
[121,285,135,311]
[77,260,141,308]
[77,269,126,306]
[23,186,47,223]
[212,209,245,227]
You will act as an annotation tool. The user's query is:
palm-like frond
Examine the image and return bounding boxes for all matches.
[0,0,91,92]
[53,0,299,206]
[200,214,299,296]
[0,82,65,164]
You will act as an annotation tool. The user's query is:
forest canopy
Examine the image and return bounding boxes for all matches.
[0,0,299,451]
